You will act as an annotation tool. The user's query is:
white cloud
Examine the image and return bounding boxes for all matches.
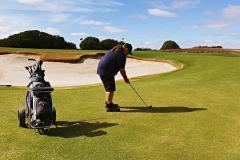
[131,14,148,20]
[103,26,126,33]
[145,0,200,10]
[68,7,93,13]
[37,2,71,13]
[134,40,161,50]
[223,5,240,20]
[70,32,88,36]
[77,0,123,7]
[171,0,200,9]
[15,0,119,13]
[144,41,151,45]
[80,20,109,26]
[182,4,240,32]
[0,15,61,38]
[0,16,34,39]
[42,27,61,35]
[182,21,230,29]
[16,0,44,5]
[183,4,240,32]
[50,14,68,23]
[79,19,126,33]
[148,8,178,17]
[204,11,214,16]
[103,1,123,7]
[199,21,230,29]
[145,0,168,9]
[0,26,9,33]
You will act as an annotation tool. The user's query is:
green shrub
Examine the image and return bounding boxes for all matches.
[80,37,100,50]
[161,40,180,50]
[79,37,129,50]
[99,39,118,50]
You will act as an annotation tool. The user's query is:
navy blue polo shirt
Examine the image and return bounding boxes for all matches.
[97,50,126,77]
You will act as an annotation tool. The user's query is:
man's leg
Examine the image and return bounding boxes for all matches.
[106,92,114,104]
[100,75,120,112]
[105,91,120,112]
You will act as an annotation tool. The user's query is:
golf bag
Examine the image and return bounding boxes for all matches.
[18,59,56,133]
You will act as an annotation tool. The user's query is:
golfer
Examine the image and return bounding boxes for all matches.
[97,43,132,112]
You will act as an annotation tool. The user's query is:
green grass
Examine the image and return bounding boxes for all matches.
[1,51,240,159]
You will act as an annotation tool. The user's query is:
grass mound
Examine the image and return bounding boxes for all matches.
[0,47,106,62]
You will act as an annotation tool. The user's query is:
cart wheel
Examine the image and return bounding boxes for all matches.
[18,108,26,127]
[52,107,56,123]
[38,128,48,135]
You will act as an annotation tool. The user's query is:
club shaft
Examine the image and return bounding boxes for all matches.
[129,83,149,107]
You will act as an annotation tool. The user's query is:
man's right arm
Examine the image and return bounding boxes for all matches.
[120,68,130,83]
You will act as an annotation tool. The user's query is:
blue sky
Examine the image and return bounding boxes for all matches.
[0,0,240,49]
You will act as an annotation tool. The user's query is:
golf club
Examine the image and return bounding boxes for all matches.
[129,83,152,108]
[28,58,36,61]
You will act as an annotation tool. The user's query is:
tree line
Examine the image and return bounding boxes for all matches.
[3,30,223,50]
[0,30,128,50]
[0,30,76,49]
[79,37,125,50]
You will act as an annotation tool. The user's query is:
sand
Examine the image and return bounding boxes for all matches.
[0,54,176,87]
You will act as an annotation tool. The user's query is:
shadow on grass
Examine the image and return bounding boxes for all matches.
[120,106,207,113]
[47,121,118,138]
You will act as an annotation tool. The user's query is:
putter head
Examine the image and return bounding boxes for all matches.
[148,105,152,108]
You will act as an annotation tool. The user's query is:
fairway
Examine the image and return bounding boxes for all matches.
[1,51,240,160]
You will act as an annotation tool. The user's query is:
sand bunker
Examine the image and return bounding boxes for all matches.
[0,54,176,87]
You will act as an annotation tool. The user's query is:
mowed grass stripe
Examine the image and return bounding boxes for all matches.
[0,51,240,160]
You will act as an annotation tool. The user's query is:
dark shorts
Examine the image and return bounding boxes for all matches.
[99,75,116,92]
